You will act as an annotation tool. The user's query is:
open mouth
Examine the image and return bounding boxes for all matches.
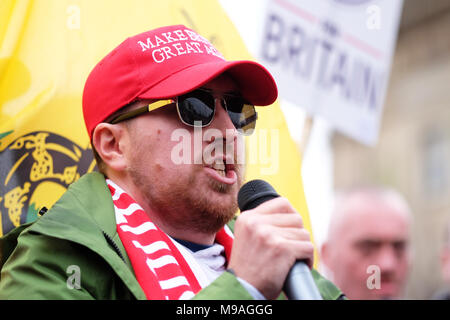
[210,161,235,176]
[211,162,226,177]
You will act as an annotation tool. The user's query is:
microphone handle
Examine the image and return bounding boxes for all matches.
[283,260,323,300]
[237,180,323,300]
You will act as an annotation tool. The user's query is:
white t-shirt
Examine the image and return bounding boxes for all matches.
[171,238,265,300]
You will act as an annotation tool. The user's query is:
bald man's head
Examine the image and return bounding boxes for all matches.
[321,187,412,300]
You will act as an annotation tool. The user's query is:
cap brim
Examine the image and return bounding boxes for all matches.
[138,60,278,106]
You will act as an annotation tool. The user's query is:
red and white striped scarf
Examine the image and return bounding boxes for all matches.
[106,179,234,300]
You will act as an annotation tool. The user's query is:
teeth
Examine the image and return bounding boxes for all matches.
[209,160,229,177]
[212,162,225,170]
[214,169,226,177]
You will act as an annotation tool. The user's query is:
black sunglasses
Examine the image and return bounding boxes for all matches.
[109,88,257,135]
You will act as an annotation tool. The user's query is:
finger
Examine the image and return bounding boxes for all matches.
[270,227,311,242]
[285,240,315,269]
[244,197,296,215]
[257,213,304,229]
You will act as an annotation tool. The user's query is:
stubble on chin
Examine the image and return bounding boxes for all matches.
[188,166,244,233]
[127,163,244,235]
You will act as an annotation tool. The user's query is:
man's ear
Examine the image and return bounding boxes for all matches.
[92,123,128,172]
[320,242,330,267]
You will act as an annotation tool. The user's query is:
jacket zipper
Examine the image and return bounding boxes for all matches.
[102,231,126,262]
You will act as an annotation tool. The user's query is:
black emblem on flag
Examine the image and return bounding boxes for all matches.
[0,131,95,235]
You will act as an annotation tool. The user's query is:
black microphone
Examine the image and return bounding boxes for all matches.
[237,179,323,300]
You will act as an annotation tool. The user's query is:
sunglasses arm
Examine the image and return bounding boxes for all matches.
[109,99,174,124]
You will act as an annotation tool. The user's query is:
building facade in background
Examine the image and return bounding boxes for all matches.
[332,5,450,299]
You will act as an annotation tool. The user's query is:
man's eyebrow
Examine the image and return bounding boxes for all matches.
[354,239,382,247]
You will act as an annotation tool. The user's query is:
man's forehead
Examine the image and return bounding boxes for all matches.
[340,201,410,228]
[342,209,410,242]
[328,194,411,241]
[337,191,410,219]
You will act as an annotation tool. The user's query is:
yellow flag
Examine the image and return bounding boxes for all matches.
[0,0,312,250]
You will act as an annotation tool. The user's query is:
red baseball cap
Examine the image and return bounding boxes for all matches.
[82,25,278,138]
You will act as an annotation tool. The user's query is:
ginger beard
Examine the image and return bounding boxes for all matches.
[126,138,244,235]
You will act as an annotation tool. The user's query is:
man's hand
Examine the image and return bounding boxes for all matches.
[228,197,314,300]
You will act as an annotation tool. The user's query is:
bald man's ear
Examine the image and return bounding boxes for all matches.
[92,123,128,173]
[440,248,450,283]
[320,242,330,267]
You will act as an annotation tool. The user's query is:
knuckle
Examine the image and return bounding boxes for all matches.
[267,197,288,211]
[292,213,304,227]
[271,237,284,251]
[304,242,315,255]
[235,214,253,232]
[272,238,290,259]
[278,197,293,212]
[300,228,310,241]
[295,241,314,257]
[256,224,271,241]
[277,197,301,216]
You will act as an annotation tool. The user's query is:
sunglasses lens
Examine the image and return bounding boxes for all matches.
[178,91,215,126]
[226,96,257,135]
[178,89,257,134]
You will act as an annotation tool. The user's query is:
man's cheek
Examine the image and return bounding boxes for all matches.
[169,128,195,165]
[236,164,245,184]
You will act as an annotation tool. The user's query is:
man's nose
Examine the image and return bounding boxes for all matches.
[376,245,398,272]
[209,98,238,143]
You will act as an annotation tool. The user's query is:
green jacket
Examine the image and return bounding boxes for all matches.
[0,172,343,300]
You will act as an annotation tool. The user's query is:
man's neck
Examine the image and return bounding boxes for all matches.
[148,213,217,245]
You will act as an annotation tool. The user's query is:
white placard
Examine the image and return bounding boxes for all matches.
[259,0,403,145]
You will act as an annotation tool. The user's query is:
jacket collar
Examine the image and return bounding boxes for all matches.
[30,172,145,299]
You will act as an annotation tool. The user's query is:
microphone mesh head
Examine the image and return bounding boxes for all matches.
[238,180,279,211]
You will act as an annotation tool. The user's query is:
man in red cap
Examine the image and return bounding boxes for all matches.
[0,25,342,300]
